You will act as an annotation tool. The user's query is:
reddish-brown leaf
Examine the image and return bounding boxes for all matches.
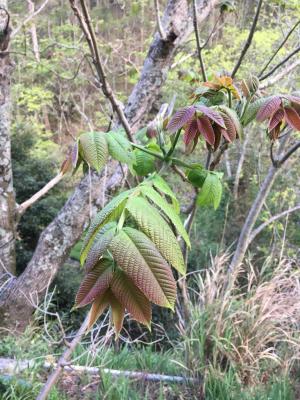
[268,108,284,132]
[196,105,226,129]
[284,107,300,131]
[183,118,198,146]
[75,260,113,307]
[88,292,109,329]
[111,270,152,327]
[107,291,125,335]
[269,123,281,141]
[256,96,281,122]
[167,106,195,133]
[213,126,222,151]
[197,116,215,146]
[220,113,236,142]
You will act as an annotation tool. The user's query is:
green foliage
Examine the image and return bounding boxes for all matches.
[197,172,223,209]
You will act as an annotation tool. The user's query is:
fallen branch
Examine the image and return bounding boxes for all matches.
[17,172,64,217]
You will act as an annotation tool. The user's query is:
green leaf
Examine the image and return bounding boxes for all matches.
[84,223,117,273]
[126,197,186,274]
[80,190,133,264]
[241,97,271,126]
[187,165,208,188]
[140,185,190,248]
[79,131,108,172]
[133,149,156,176]
[88,292,109,330]
[149,174,180,213]
[109,228,176,309]
[197,172,222,210]
[106,130,134,164]
[111,270,151,328]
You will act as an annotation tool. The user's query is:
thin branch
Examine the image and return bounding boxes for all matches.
[192,0,207,81]
[154,0,166,40]
[12,0,50,37]
[249,204,300,244]
[259,19,300,77]
[209,142,229,170]
[231,0,263,78]
[17,172,64,217]
[278,141,300,166]
[260,46,300,81]
[69,0,134,142]
[259,59,300,89]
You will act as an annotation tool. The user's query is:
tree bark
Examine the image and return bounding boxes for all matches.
[0,0,219,330]
[0,0,16,275]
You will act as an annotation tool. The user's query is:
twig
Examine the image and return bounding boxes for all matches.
[192,0,207,81]
[17,172,64,217]
[36,315,90,400]
[259,19,300,77]
[12,0,50,37]
[209,142,229,170]
[154,0,166,40]
[69,0,134,142]
[249,204,300,244]
[277,141,300,166]
[260,46,300,81]
[231,0,263,78]
[259,59,300,89]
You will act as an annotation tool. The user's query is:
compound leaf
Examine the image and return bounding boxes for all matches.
[79,131,108,172]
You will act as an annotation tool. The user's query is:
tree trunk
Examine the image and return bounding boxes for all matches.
[0,0,219,330]
[27,0,40,62]
[0,1,16,276]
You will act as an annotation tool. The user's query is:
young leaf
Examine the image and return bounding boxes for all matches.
[197,173,222,210]
[109,228,176,309]
[106,130,133,164]
[140,185,190,248]
[268,109,284,132]
[80,190,133,264]
[219,105,243,140]
[284,107,300,131]
[75,259,113,307]
[183,118,198,146]
[133,149,156,176]
[197,116,215,146]
[196,105,226,129]
[241,97,270,126]
[126,196,186,274]
[111,269,152,328]
[167,106,195,133]
[79,132,108,172]
[187,166,208,188]
[256,96,281,122]
[88,292,109,329]
[107,290,125,335]
[84,223,117,273]
[150,174,180,213]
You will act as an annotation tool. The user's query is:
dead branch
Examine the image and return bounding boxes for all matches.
[12,0,50,37]
[154,0,166,40]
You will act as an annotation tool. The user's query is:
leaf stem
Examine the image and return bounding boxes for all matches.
[131,143,165,160]
[165,129,182,160]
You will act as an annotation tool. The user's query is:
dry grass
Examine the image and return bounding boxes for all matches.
[179,255,300,386]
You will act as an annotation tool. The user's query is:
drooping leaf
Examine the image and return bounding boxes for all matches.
[80,190,133,264]
[150,174,180,213]
[126,197,186,274]
[106,130,133,164]
[107,290,125,335]
[140,185,190,248]
[256,96,281,122]
[187,166,208,188]
[109,228,176,309]
[197,172,222,210]
[241,97,270,126]
[79,132,108,172]
[167,106,195,133]
[219,105,243,140]
[84,223,117,273]
[111,269,152,328]
[196,105,226,129]
[183,118,198,146]
[75,259,113,307]
[284,107,300,131]
[197,116,215,146]
[133,149,156,176]
[268,109,284,132]
[88,292,109,329]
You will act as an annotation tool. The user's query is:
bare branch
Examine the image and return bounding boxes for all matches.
[278,141,300,166]
[259,19,300,77]
[12,0,50,37]
[69,0,134,142]
[192,0,207,81]
[259,59,300,89]
[260,46,300,81]
[154,0,166,40]
[249,204,300,244]
[231,0,263,78]
[17,172,64,217]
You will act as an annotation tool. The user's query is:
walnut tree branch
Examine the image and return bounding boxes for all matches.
[231,0,263,78]
[154,0,166,40]
[192,0,207,81]
[259,46,300,81]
